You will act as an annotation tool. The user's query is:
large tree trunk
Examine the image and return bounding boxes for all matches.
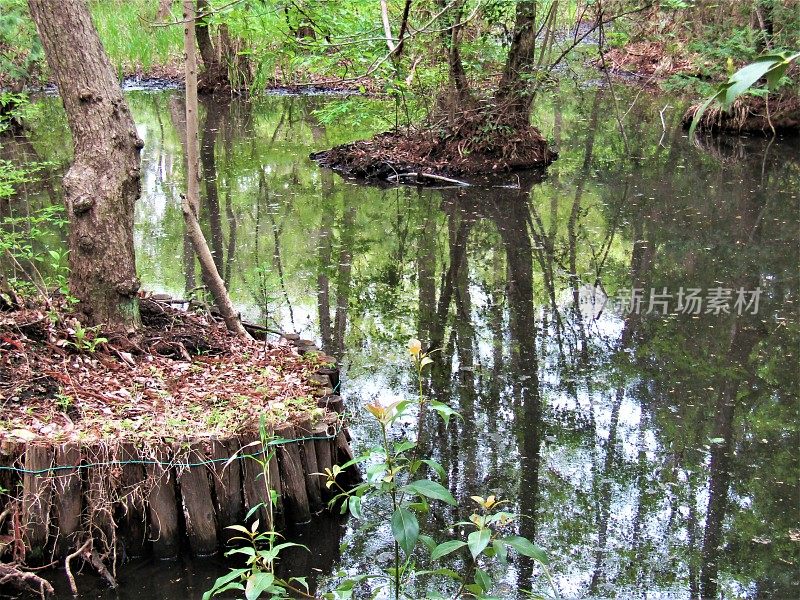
[495,0,538,124]
[28,0,143,331]
[196,0,230,93]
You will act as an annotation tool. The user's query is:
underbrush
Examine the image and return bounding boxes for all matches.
[89,0,183,77]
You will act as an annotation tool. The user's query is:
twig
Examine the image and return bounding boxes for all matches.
[149,0,245,26]
[386,172,470,186]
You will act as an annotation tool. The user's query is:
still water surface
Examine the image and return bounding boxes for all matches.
[4,84,799,598]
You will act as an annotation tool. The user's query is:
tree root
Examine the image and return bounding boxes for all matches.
[0,562,55,599]
[64,539,117,596]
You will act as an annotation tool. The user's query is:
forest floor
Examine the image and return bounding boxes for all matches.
[601,41,701,82]
[0,295,330,445]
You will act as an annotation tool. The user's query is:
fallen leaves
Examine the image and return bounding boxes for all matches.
[0,302,330,444]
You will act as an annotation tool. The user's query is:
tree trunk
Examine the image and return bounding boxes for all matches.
[28,0,143,331]
[495,0,538,124]
[182,0,249,339]
[196,0,230,93]
[436,0,470,98]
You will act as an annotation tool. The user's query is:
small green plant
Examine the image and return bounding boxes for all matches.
[204,416,311,599]
[208,340,557,599]
[689,50,800,138]
[54,393,73,413]
[66,322,108,353]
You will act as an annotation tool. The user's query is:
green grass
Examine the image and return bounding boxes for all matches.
[89,0,182,75]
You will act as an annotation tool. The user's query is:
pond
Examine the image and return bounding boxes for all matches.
[2,83,798,599]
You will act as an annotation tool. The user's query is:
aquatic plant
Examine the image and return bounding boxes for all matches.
[206,341,557,599]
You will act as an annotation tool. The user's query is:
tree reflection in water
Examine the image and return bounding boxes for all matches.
[8,87,798,598]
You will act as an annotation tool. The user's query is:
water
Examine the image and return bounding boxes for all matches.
[2,84,798,599]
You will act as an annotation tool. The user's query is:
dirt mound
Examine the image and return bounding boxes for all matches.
[312,111,556,183]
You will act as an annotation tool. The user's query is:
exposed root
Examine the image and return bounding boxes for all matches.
[63,538,116,596]
[0,562,54,599]
[64,539,91,596]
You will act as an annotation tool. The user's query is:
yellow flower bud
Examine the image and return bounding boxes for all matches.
[408,338,422,356]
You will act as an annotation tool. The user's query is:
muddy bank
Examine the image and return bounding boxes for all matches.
[683,92,800,134]
[601,41,700,81]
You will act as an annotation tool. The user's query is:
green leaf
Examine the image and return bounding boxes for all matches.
[402,479,456,506]
[467,528,491,559]
[203,568,248,600]
[765,61,789,90]
[391,507,419,557]
[225,524,253,535]
[503,536,549,565]
[689,92,720,139]
[245,503,263,521]
[421,459,446,481]
[414,568,462,580]
[429,400,460,427]
[245,572,275,600]
[492,539,508,564]
[474,567,492,592]
[722,58,777,109]
[431,539,467,560]
[348,495,363,519]
[419,534,437,551]
[394,440,416,454]
[205,581,244,599]
[226,546,256,558]
[465,583,484,595]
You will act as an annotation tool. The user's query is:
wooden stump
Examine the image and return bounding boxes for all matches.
[317,365,340,393]
[240,433,273,530]
[295,417,323,513]
[313,422,334,501]
[274,424,311,524]
[119,443,148,557]
[334,429,362,486]
[0,441,21,512]
[85,446,114,553]
[176,443,217,556]
[211,438,243,538]
[22,444,54,556]
[145,447,180,560]
[53,443,82,556]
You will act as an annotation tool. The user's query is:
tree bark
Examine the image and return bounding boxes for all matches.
[436,0,470,98]
[182,0,249,339]
[28,0,143,331]
[495,0,539,123]
[196,0,230,92]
